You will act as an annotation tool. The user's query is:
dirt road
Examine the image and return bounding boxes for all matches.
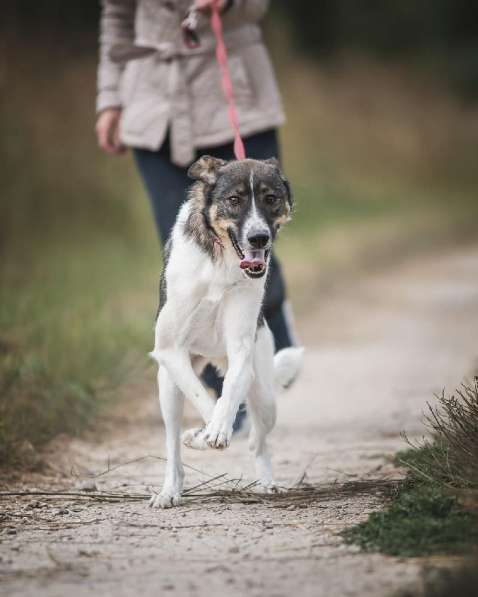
[2,246,478,597]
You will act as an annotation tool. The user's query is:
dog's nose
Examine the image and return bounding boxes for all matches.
[247,232,270,249]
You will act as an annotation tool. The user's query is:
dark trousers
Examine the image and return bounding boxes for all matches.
[134,129,293,352]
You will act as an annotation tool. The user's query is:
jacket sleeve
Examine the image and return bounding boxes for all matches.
[222,0,270,27]
[97,0,136,113]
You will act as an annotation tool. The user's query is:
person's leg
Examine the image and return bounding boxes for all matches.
[202,129,296,351]
[133,141,189,245]
[264,256,294,351]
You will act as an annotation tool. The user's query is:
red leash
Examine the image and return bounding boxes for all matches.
[182,2,246,160]
[210,2,246,160]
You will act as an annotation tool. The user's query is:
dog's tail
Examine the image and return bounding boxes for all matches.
[274,346,304,391]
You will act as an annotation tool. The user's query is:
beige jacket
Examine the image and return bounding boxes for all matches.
[97,0,285,166]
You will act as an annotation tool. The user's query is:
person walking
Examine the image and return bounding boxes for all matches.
[96,0,297,427]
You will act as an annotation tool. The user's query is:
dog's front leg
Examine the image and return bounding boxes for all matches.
[152,310,216,423]
[150,367,184,509]
[154,346,216,423]
[204,344,254,449]
[204,293,258,449]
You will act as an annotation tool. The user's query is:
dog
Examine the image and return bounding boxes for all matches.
[149,155,303,508]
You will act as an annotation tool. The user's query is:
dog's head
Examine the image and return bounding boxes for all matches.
[188,157,293,279]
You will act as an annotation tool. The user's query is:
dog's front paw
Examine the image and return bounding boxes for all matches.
[182,427,208,450]
[204,419,232,450]
[149,490,182,509]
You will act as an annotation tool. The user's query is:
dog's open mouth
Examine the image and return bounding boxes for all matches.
[228,229,269,278]
[239,249,268,278]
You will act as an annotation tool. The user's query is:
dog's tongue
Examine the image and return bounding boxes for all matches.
[240,249,266,270]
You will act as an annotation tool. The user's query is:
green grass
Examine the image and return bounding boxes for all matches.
[344,480,478,557]
[0,238,158,466]
[343,380,478,557]
[0,34,161,467]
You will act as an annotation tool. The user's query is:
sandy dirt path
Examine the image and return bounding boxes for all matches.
[1,246,478,597]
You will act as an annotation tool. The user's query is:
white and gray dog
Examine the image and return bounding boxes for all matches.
[150,155,303,508]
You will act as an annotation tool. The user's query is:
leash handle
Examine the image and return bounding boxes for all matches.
[210,1,246,160]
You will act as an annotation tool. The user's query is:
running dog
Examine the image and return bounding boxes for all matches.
[150,156,303,508]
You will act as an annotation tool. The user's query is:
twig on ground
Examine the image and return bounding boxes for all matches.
[292,453,319,488]
[180,473,228,495]
[1,478,400,507]
[0,491,148,501]
[80,454,216,481]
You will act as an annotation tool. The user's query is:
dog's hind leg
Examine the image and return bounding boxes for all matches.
[150,367,185,508]
[248,383,278,492]
[247,326,279,492]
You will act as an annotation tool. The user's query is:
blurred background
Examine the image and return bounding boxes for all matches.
[1,1,478,465]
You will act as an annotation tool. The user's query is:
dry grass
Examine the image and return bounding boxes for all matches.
[344,379,478,556]
[400,378,478,491]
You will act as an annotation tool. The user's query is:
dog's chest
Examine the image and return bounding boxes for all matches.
[187,280,237,356]
[165,240,261,357]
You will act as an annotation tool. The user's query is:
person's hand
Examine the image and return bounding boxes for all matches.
[194,0,226,12]
[95,108,126,155]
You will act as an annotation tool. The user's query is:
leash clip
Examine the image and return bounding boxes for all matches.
[181,8,201,49]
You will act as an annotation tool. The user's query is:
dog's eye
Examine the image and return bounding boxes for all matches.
[264,194,278,206]
[227,195,241,207]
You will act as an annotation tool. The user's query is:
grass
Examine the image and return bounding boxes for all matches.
[268,51,478,309]
[2,29,478,467]
[343,379,478,557]
[0,238,157,466]
[344,480,478,557]
[399,382,478,489]
[0,33,160,467]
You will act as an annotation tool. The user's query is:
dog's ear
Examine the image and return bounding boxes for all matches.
[264,158,293,207]
[282,176,293,208]
[187,155,227,185]
[264,157,280,169]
